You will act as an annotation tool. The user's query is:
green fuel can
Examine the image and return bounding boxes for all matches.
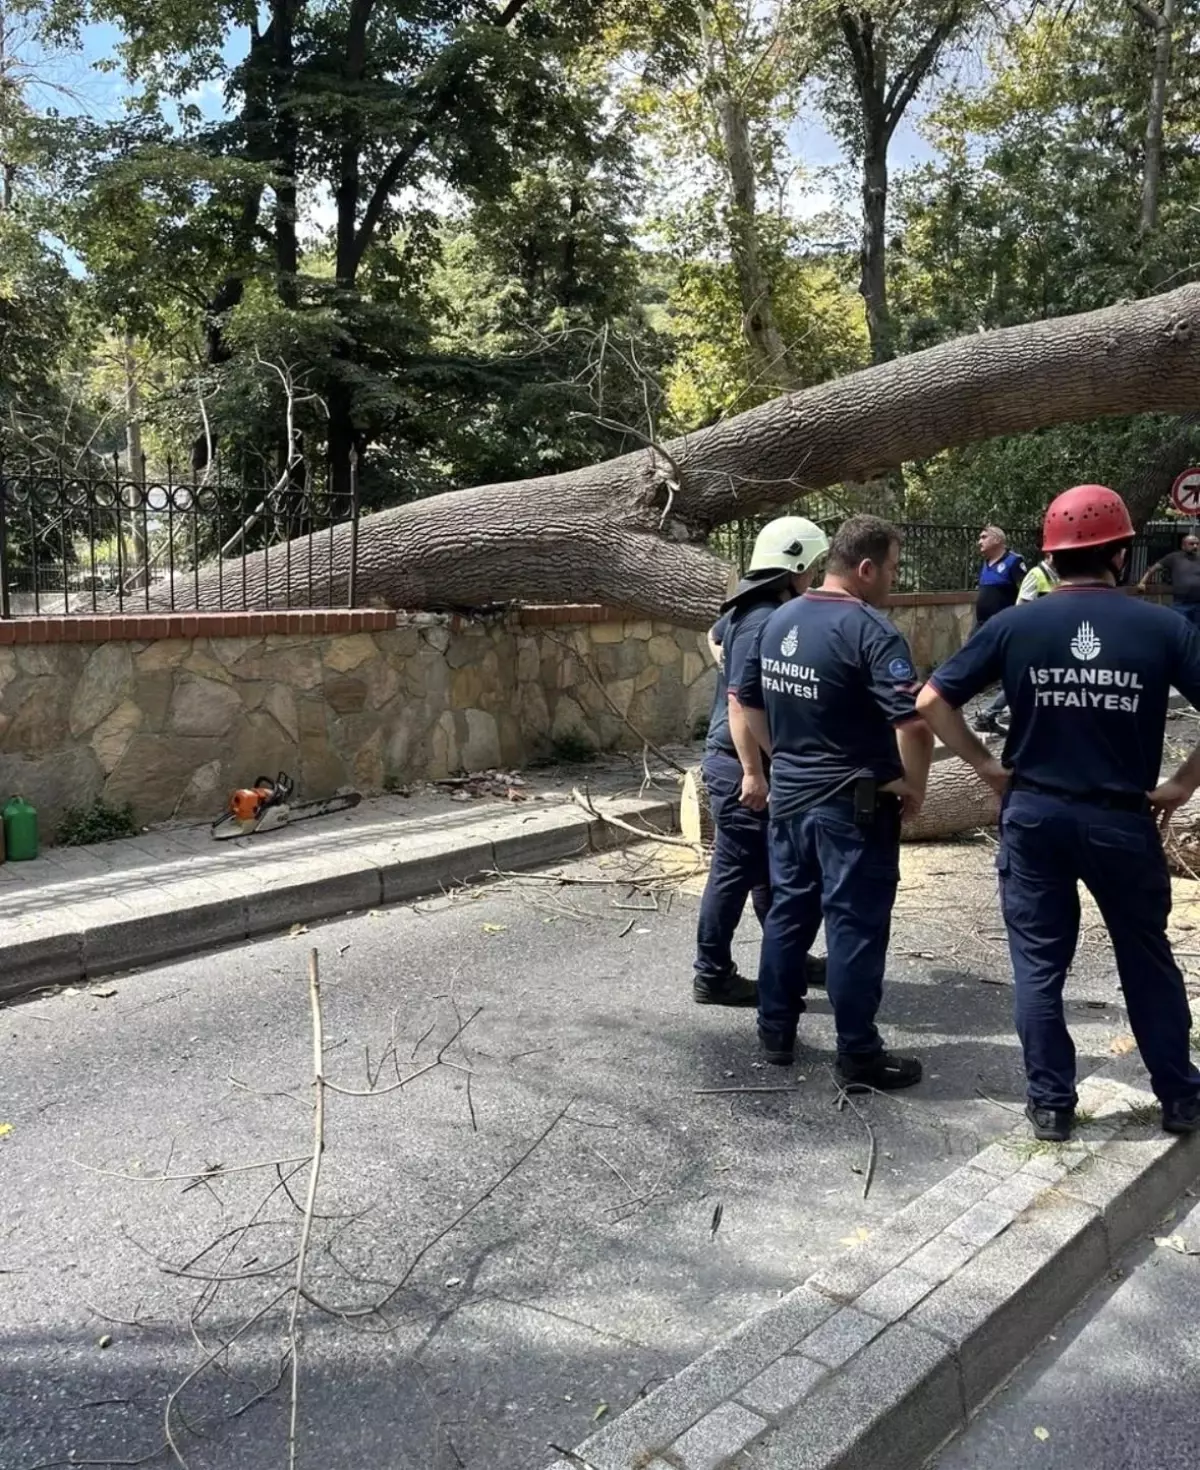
[3,795,39,861]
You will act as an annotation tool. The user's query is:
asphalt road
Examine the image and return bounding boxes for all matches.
[934,1190,1200,1470]
[0,839,1137,1470]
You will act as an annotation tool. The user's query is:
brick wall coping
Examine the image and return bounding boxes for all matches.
[0,589,1172,644]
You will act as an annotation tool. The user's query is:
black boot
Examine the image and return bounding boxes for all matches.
[804,954,827,989]
[693,970,758,1007]
[836,1050,922,1092]
[1025,1102,1074,1143]
[1163,1096,1200,1135]
[758,1027,796,1066]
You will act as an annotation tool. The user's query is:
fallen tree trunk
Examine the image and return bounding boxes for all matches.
[901,759,1001,842]
[164,285,1200,624]
[680,757,1000,848]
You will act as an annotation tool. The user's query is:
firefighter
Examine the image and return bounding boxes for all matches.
[917,484,1200,1142]
[692,516,830,1005]
[732,515,934,1085]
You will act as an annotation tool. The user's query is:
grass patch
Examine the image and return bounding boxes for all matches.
[58,798,138,847]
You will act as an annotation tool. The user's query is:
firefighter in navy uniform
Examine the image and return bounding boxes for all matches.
[918,484,1200,1142]
[732,515,934,1086]
[692,516,830,1005]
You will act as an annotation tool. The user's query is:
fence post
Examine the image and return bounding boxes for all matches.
[348,450,360,608]
[0,463,8,620]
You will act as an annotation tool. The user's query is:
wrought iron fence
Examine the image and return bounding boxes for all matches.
[0,457,360,616]
[712,517,1195,592]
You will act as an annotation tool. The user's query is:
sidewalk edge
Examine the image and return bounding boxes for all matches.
[546,1062,1200,1470]
[0,795,681,1002]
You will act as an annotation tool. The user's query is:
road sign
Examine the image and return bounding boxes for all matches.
[1171,468,1200,515]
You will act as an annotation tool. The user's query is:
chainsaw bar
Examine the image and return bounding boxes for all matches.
[211,790,362,840]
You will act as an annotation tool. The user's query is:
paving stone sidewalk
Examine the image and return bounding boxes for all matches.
[0,761,681,999]
[546,1053,1200,1470]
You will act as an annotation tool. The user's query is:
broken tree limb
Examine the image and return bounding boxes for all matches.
[154,286,1200,624]
[570,786,702,851]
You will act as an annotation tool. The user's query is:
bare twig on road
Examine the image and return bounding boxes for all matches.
[827,1068,877,1201]
[571,786,700,851]
[974,1087,1026,1117]
[287,949,326,1470]
[75,1157,311,1184]
[694,1085,805,1095]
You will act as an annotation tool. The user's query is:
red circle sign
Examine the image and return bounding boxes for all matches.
[1171,468,1200,514]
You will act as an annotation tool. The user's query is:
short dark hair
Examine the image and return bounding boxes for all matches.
[1051,538,1131,579]
[827,515,901,575]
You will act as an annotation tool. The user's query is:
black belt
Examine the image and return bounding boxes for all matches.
[1010,775,1147,813]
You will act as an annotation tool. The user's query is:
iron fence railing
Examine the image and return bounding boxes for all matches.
[712,518,1197,592]
[0,456,360,616]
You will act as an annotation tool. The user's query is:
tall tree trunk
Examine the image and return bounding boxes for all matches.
[148,286,1200,623]
[860,135,892,363]
[715,90,796,389]
[272,0,300,309]
[1136,0,1178,235]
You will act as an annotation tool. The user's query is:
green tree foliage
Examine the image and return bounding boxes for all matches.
[893,4,1200,523]
[4,0,1200,546]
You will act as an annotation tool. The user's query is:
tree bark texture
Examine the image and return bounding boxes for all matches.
[715,91,796,390]
[1134,0,1177,236]
[900,759,1001,842]
[163,284,1200,625]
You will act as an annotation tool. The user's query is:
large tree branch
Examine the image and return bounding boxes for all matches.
[349,0,535,276]
[882,6,963,139]
[162,286,1200,624]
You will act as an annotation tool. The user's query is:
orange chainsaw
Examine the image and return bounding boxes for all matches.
[211,770,362,840]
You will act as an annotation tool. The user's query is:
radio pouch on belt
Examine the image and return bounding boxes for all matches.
[853,776,878,829]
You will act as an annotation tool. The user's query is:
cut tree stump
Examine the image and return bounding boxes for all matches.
[680,766,715,846]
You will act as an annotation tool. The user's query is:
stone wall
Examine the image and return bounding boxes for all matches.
[888,593,976,672]
[0,608,717,839]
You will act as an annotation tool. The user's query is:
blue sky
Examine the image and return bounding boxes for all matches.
[31,16,937,238]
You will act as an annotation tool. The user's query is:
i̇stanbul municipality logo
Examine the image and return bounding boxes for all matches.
[780,626,799,658]
[1070,621,1101,661]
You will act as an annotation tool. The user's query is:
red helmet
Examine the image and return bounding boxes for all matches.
[1042,484,1134,553]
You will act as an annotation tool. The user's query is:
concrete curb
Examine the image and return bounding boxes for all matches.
[546,1055,1200,1470]
[0,794,681,1003]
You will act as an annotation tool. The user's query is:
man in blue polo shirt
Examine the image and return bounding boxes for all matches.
[972,525,1027,734]
[918,484,1200,1142]
[732,514,934,1088]
[693,517,830,1005]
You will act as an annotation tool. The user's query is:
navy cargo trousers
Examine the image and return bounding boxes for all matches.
[998,788,1200,1111]
[693,753,771,982]
[757,795,900,1057]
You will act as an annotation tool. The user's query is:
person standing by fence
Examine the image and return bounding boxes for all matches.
[1138,531,1200,627]
[972,525,1027,734]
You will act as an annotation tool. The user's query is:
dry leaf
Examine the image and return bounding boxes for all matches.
[481,923,507,935]
[1109,1034,1137,1056]
[1033,1426,1050,1442]
[288,923,309,937]
[840,1226,871,1248]
[592,1403,609,1422]
[1154,1233,1200,1255]
[90,986,118,999]
[0,1123,12,1140]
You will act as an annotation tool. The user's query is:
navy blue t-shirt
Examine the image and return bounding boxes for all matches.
[737,591,923,816]
[704,603,774,758]
[976,550,1027,624]
[930,586,1200,796]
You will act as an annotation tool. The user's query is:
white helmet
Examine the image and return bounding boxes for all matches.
[748,515,829,576]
